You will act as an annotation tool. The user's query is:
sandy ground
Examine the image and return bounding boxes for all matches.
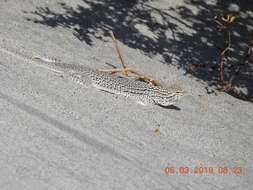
[0,0,252,189]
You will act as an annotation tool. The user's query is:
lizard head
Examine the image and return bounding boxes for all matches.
[152,85,186,106]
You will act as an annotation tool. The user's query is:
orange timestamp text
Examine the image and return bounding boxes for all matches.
[164,166,243,175]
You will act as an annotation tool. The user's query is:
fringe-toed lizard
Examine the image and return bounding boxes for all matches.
[0,46,185,107]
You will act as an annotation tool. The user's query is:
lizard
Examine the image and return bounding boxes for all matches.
[0,45,185,107]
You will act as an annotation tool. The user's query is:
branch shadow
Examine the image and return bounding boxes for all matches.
[24,0,253,102]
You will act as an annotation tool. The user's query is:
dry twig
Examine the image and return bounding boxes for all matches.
[101,31,160,86]
[109,31,127,70]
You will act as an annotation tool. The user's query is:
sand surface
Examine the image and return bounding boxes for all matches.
[0,0,252,189]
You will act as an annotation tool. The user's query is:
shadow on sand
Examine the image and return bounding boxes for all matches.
[25,0,253,102]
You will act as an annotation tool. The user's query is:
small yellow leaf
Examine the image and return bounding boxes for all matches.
[229,16,236,23]
[154,128,161,134]
[222,15,236,23]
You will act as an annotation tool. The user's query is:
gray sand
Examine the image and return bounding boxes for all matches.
[0,0,252,189]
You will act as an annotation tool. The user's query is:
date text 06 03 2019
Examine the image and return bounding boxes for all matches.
[164,166,243,175]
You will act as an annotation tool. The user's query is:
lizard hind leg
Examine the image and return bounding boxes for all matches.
[136,100,148,106]
[32,56,63,74]
[69,72,92,88]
